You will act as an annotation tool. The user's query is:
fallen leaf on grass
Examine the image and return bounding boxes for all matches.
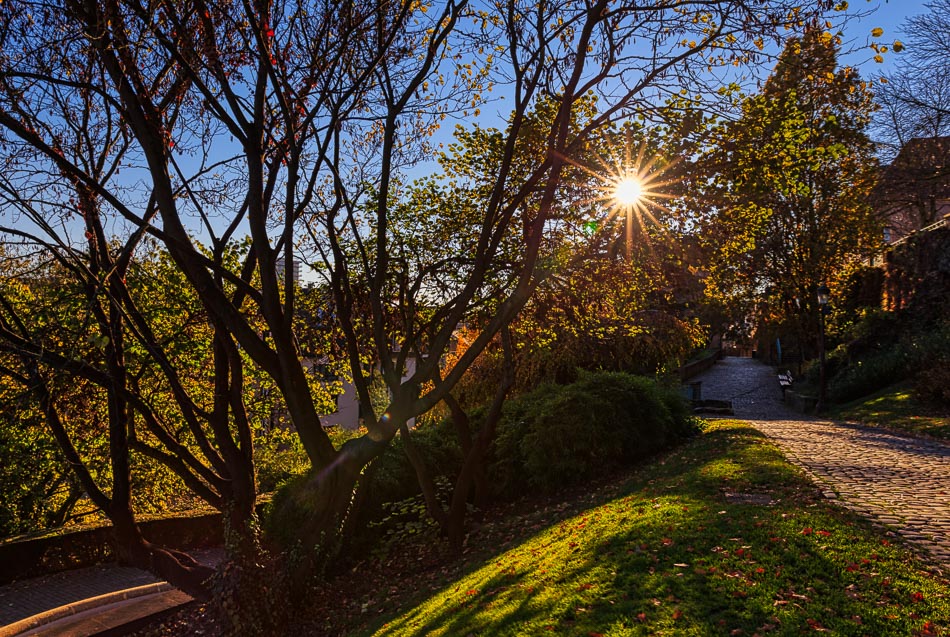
[806,618,828,631]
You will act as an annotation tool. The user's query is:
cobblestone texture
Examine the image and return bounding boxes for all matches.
[692,356,950,573]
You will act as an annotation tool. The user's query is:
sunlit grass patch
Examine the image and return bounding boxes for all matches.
[355,421,950,636]
[831,382,950,440]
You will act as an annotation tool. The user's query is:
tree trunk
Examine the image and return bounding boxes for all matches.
[445,328,514,553]
[268,433,389,567]
[111,507,214,601]
[399,422,449,529]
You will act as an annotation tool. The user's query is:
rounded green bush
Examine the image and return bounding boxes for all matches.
[490,371,693,495]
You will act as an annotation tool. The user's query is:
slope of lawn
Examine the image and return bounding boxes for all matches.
[829,382,950,441]
[351,421,949,637]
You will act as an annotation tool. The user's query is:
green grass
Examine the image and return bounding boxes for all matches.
[350,421,949,636]
[829,381,950,440]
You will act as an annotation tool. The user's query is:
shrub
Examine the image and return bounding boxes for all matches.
[518,382,629,490]
[490,371,694,496]
[827,345,913,403]
[265,372,695,560]
[916,365,950,404]
[263,418,462,561]
[827,322,950,404]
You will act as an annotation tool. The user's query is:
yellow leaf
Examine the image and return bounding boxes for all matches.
[874,54,884,63]
[893,40,904,53]
[871,27,884,38]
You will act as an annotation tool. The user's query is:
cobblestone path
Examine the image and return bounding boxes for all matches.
[691,356,950,572]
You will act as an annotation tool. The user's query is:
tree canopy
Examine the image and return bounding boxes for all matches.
[0,0,845,607]
[700,25,879,348]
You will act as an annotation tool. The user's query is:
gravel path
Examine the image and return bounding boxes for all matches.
[691,356,950,572]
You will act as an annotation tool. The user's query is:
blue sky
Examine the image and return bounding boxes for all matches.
[842,0,932,75]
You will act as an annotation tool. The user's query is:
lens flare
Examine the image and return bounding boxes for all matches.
[559,128,680,257]
[613,176,643,207]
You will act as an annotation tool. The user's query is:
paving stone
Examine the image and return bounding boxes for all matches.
[691,356,950,573]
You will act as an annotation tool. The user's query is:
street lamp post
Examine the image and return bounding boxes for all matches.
[815,283,831,413]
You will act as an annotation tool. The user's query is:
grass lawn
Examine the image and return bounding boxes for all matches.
[344,421,949,636]
[829,382,950,440]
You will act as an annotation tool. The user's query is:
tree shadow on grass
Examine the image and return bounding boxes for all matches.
[359,424,945,636]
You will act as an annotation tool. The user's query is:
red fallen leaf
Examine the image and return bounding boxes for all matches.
[881,540,890,546]
[662,537,673,546]
[919,620,937,636]
[755,567,766,574]
[910,591,924,603]
[736,548,745,557]
[817,530,831,537]
[672,609,683,620]
[801,527,813,536]
[636,613,647,622]
[466,589,478,595]
[588,633,604,637]
[845,563,860,572]
[579,583,594,590]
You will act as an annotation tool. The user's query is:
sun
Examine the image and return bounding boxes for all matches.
[613,175,643,207]
[560,129,679,257]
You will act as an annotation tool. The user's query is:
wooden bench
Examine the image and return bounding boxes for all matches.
[777,371,793,399]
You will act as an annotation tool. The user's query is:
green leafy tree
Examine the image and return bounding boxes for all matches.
[701,25,879,357]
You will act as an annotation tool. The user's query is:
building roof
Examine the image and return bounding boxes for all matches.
[875,136,950,207]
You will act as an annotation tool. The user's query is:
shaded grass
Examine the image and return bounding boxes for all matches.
[829,381,950,440]
[353,421,949,637]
